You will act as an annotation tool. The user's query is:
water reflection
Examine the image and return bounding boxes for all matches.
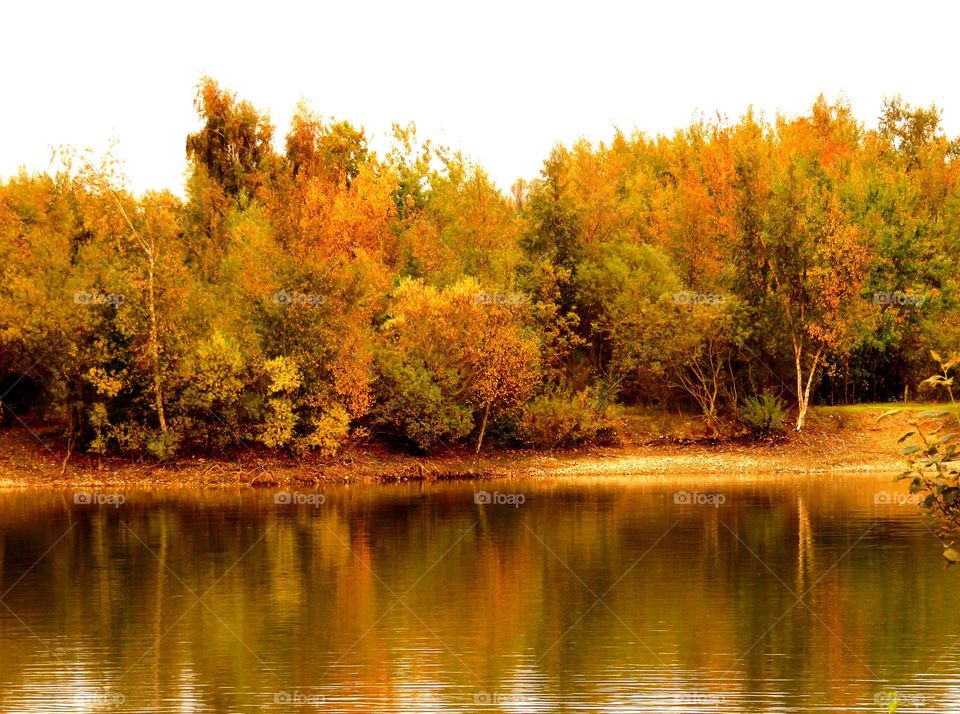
[0,475,956,712]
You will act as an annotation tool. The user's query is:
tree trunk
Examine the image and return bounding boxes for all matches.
[794,343,823,432]
[61,412,75,474]
[147,257,167,433]
[475,402,491,455]
[83,155,168,434]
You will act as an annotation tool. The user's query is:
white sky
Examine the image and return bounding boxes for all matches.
[2,0,958,195]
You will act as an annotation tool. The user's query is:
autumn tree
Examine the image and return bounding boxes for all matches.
[183,77,277,279]
[764,159,873,429]
[372,278,539,452]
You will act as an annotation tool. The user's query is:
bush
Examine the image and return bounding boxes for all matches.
[739,392,786,436]
[370,351,474,452]
[371,277,540,452]
[146,430,180,461]
[298,406,352,457]
[518,389,617,449]
[250,356,354,456]
[177,331,251,448]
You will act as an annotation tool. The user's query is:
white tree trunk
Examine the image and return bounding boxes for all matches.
[793,343,822,432]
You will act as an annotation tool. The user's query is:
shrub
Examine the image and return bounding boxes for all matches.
[245,356,355,456]
[258,357,301,448]
[146,430,180,461]
[371,277,540,452]
[518,389,617,449]
[370,351,474,452]
[298,405,352,457]
[177,331,250,447]
[739,392,787,436]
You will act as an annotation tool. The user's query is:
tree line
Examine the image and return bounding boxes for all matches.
[1,79,958,457]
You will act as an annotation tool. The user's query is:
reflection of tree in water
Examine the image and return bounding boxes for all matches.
[796,493,814,592]
[0,482,951,711]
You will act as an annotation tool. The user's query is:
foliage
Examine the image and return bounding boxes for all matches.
[739,392,787,437]
[370,278,540,452]
[890,352,960,535]
[370,349,474,452]
[2,81,960,459]
[517,388,617,449]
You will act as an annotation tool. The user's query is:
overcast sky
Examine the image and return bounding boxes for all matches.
[2,0,957,195]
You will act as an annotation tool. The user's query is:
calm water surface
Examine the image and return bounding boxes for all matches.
[0,474,956,712]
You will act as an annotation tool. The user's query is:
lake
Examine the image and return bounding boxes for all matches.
[0,474,955,712]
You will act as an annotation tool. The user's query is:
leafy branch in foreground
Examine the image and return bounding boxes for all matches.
[885,352,960,538]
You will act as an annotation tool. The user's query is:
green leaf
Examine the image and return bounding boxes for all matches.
[920,410,951,419]
[901,445,922,456]
[897,431,916,444]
